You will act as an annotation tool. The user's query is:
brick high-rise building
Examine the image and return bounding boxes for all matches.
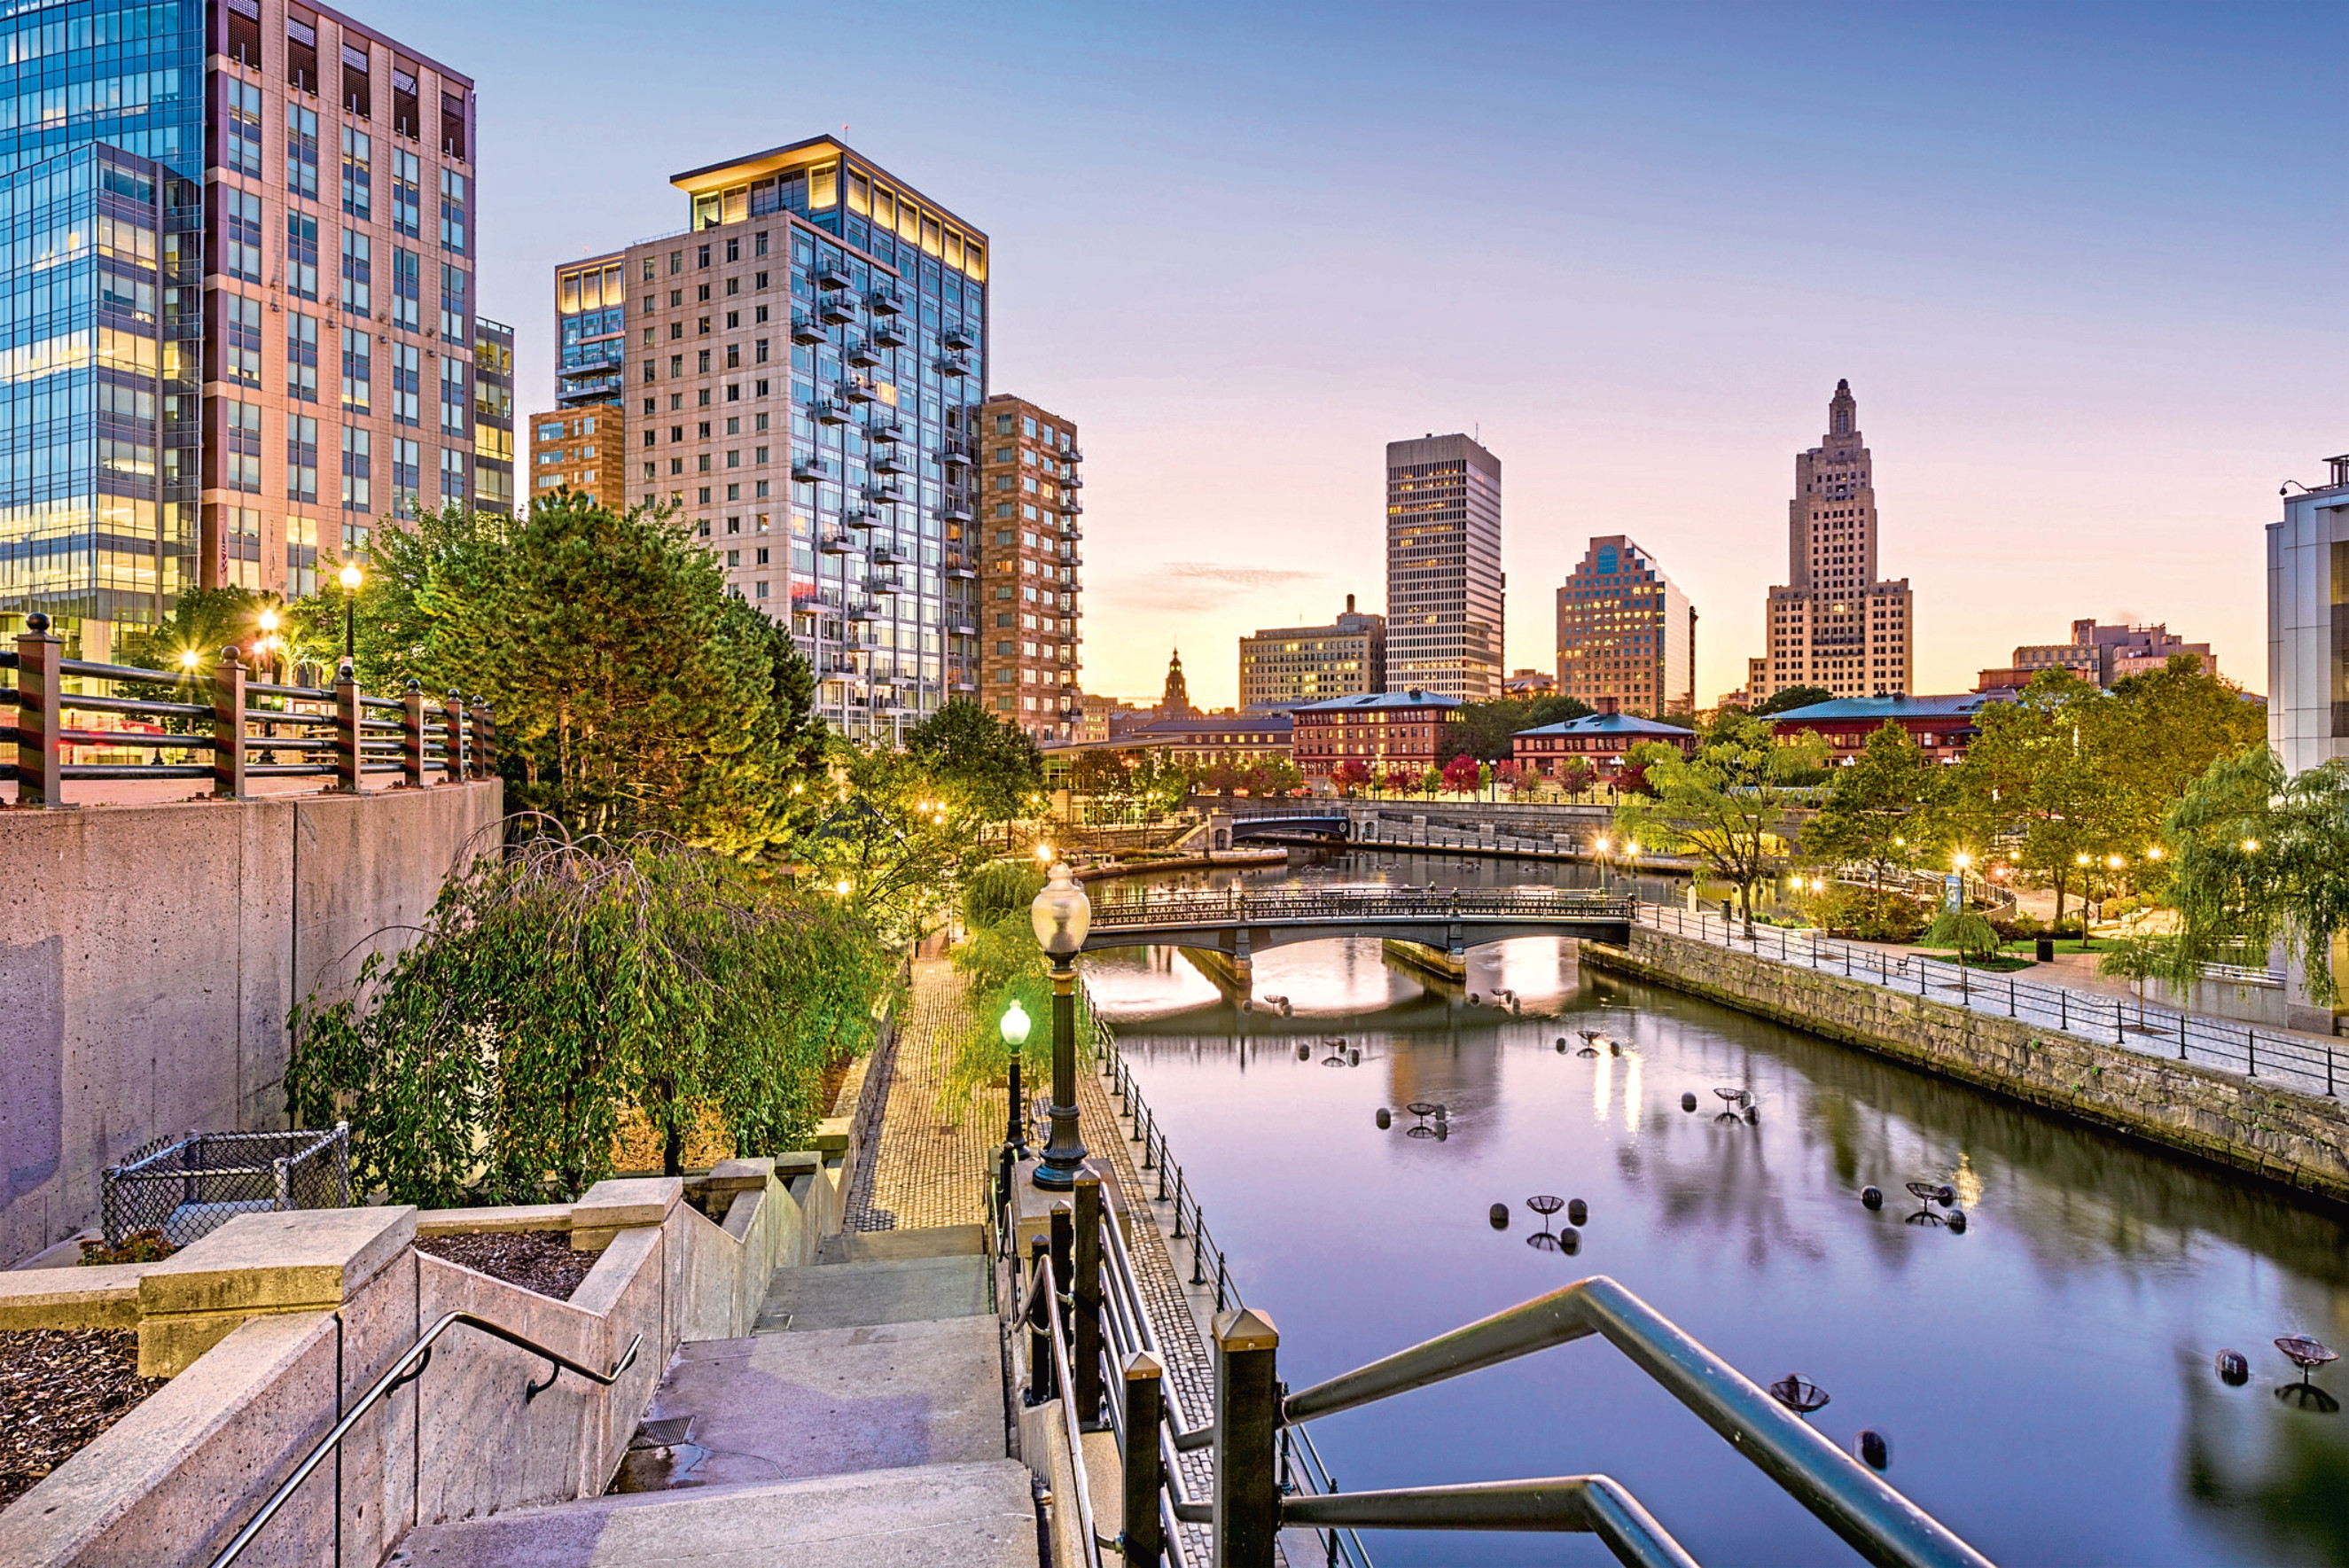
[1554,536,1697,715]
[1238,594,1385,712]
[975,393,1081,744]
[0,0,486,657]
[596,137,989,744]
[1385,433,1502,702]
[526,403,625,511]
[1753,380,1915,703]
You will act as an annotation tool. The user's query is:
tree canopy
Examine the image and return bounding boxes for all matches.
[1449,694,1597,761]
[1801,721,1950,900]
[903,699,1044,823]
[1614,709,1825,921]
[2158,748,2349,1005]
[1750,684,1832,717]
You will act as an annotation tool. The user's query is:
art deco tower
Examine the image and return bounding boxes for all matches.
[1754,381,1914,702]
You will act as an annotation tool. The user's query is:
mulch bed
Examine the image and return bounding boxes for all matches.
[414,1229,598,1301]
[0,1329,167,1514]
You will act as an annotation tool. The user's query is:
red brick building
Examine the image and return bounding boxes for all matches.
[1765,692,2013,765]
[1292,690,1462,782]
[1512,710,1697,775]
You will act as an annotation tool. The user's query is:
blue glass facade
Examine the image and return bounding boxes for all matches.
[0,142,196,634]
[0,0,204,181]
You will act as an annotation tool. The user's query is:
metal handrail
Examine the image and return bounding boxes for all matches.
[207,1311,643,1568]
[1282,1275,1990,1568]
[1284,1476,1695,1568]
[1088,886,1635,928]
[1025,1251,1105,1568]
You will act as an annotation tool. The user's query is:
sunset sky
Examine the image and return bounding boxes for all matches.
[379,0,2345,709]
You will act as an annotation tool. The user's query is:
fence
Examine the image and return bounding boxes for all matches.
[101,1124,351,1248]
[1640,901,2341,1098]
[3,614,494,807]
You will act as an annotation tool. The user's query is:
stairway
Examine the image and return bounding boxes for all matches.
[389,1225,1035,1567]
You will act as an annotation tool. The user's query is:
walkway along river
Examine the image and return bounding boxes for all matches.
[1079,849,2349,1568]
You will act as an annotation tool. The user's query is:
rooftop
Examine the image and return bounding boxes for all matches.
[1293,690,1462,713]
[1515,713,1692,738]
[1767,693,2010,723]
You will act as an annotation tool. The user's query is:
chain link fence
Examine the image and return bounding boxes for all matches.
[100,1124,351,1248]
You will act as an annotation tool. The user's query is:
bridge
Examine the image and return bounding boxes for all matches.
[1223,807,1350,841]
[1082,884,1637,979]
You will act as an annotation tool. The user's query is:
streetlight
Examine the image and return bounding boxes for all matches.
[1030,861,1092,1190]
[1000,1000,1033,1160]
[833,877,854,896]
[1594,835,1612,889]
[337,562,363,665]
[1034,842,1054,862]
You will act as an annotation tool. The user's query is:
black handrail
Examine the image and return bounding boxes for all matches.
[206,1311,643,1568]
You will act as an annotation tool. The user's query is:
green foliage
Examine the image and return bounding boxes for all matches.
[1450,695,1596,761]
[1811,883,1929,942]
[286,831,894,1206]
[962,860,1045,929]
[2159,747,2349,1005]
[1924,907,2003,965]
[941,863,1089,1123]
[904,700,1044,824]
[792,740,994,949]
[1803,721,1949,901]
[1751,684,1833,717]
[1614,709,1826,921]
[316,495,822,855]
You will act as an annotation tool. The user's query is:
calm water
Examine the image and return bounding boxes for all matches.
[1081,850,2349,1568]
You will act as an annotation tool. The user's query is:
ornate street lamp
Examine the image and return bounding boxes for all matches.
[1001,999,1033,1158]
[338,562,363,666]
[1030,861,1092,1190]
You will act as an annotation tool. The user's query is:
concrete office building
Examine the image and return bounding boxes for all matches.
[977,393,1081,745]
[603,136,988,743]
[1984,619,2218,692]
[2267,453,2349,776]
[1555,535,1697,715]
[1238,594,1385,712]
[526,402,625,511]
[1385,433,1502,701]
[1753,380,1916,704]
[0,0,487,655]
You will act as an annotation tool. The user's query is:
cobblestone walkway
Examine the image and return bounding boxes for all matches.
[841,957,1003,1232]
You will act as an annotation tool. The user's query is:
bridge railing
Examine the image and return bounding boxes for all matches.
[1088,884,1638,928]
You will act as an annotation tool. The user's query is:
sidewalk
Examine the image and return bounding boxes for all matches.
[841,956,1004,1233]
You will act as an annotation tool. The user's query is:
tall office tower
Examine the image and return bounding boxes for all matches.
[1238,594,1385,712]
[1755,380,1914,703]
[0,0,480,656]
[609,137,986,744]
[1385,433,1502,702]
[1554,536,1697,715]
[525,403,625,511]
[2267,453,2349,777]
[975,393,1081,744]
[472,316,514,517]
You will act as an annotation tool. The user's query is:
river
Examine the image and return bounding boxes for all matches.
[1078,848,2349,1567]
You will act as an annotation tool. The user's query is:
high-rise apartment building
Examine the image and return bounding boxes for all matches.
[1754,381,1914,703]
[597,136,988,743]
[526,403,624,511]
[1554,536,1697,715]
[2267,453,2349,777]
[1385,433,1502,702]
[975,393,1081,744]
[1238,594,1385,712]
[554,250,628,409]
[472,316,514,516]
[0,0,484,656]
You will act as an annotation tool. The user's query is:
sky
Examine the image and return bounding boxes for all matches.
[377,0,2345,710]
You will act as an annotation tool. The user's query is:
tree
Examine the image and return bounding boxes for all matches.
[1949,670,2117,924]
[1382,766,1417,796]
[117,586,300,730]
[905,699,1043,853]
[285,832,894,1203]
[2158,748,2349,1006]
[792,741,987,949]
[1752,684,1832,717]
[326,495,821,856]
[1613,710,1827,924]
[1332,759,1372,797]
[1069,749,1134,800]
[1801,722,1948,917]
[1924,907,2002,966]
[1441,753,1481,794]
[1557,760,1596,798]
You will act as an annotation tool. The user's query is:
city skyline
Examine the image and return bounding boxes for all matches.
[258,2,2339,708]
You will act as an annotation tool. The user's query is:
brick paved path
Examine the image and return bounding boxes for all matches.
[841,956,1003,1232]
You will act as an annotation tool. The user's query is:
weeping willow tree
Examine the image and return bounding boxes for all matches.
[937,860,1091,1126]
[2158,747,2349,1007]
[287,826,897,1207]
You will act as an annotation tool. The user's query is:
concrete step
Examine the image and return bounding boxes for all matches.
[816,1223,983,1264]
[620,1316,1007,1492]
[758,1253,988,1332]
[387,1458,1039,1566]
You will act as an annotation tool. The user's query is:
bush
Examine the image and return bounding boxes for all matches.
[1925,908,2004,965]
[1814,885,1929,942]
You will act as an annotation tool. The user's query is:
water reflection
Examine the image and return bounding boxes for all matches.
[1083,851,2349,1568]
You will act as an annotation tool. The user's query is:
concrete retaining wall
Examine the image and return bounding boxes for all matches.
[0,1156,828,1566]
[0,780,504,1266]
[1584,928,2349,1204]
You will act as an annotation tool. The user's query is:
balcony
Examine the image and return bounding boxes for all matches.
[812,399,849,425]
[1063,444,1083,463]
[865,481,907,506]
[815,258,855,291]
[951,678,978,693]
[839,377,877,404]
[933,353,973,379]
[791,456,831,484]
[844,337,881,368]
[842,503,882,529]
[1058,548,1083,566]
[846,600,880,622]
[867,285,904,316]
[940,322,974,351]
[1061,472,1083,489]
[821,656,861,675]
[871,317,909,348]
[940,441,973,470]
[1062,496,1084,515]
[943,553,977,580]
[789,312,829,345]
[868,543,903,566]
[870,449,909,477]
[816,293,857,324]
[938,502,972,525]
[863,574,902,597]
[817,531,856,555]
[946,620,979,638]
[866,418,905,446]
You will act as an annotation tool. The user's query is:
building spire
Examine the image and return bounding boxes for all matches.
[1828,378,1857,439]
[1160,647,1194,720]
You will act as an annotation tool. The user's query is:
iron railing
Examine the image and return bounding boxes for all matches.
[207,1310,643,1568]
[1639,901,2341,1097]
[102,1125,350,1248]
[1086,885,1637,931]
[1,616,494,807]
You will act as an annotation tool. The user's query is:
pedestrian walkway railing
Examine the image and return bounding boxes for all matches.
[3,614,494,806]
[1637,901,2340,1097]
[1087,884,1636,930]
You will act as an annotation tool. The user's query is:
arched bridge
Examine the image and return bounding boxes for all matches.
[1082,885,1637,977]
[1224,808,1350,842]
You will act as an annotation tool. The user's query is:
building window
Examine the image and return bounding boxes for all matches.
[286,414,319,503]
[340,327,371,412]
[392,149,421,238]
[223,401,261,493]
[391,343,420,425]
[340,425,371,511]
[340,230,370,312]
[285,104,319,198]
[392,438,422,517]
[225,81,262,176]
[223,293,261,387]
[285,310,318,402]
[439,168,467,254]
[391,246,421,330]
[285,214,319,300]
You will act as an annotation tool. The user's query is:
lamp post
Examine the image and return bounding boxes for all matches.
[338,562,363,665]
[1001,1000,1033,1157]
[1031,861,1092,1190]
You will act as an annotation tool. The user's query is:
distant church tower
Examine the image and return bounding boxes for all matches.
[1160,648,1195,719]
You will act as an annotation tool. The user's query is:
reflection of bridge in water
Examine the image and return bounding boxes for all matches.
[1083,884,1635,982]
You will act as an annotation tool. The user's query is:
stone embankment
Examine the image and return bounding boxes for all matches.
[1585,926,2349,1205]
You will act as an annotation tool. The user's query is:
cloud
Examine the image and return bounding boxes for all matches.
[1092,560,1329,615]
[1161,562,1326,590]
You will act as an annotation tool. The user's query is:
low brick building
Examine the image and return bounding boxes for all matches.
[527,402,627,511]
[1292,689,1463,782]
[1512,710,1697,776]
[1765,692,2013,764]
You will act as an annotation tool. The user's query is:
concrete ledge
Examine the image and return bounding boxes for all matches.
[813,1117,851,1156]
[0,1264,144,1330]
[570,1177,681,1252]
[702,1157,774,1194]
[774,1151,823,1178]
[415,1203,574,1237]
[136,1206,416,1377]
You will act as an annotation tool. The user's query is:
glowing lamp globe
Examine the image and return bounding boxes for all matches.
[1001,1001,1032,1047]
[1030,862,1091,960]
